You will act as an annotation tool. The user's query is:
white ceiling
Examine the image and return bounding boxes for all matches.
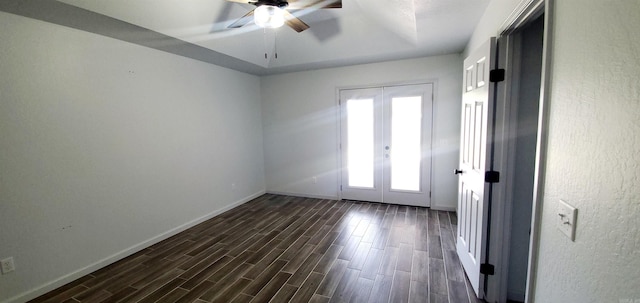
[49,0,490,74]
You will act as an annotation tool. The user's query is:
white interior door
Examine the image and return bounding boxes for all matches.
[340,84,432,207]
[456,38,496,297]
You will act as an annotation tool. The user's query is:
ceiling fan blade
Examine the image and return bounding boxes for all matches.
[320,0,342,8]
[228,9,255,28]
[283,10,310,32]
[225,0,254,3]
[287,0,342,9]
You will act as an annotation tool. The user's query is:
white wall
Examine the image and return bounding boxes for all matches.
[466,0,640,302]
[261,55,462,210]
[0,12,265,303]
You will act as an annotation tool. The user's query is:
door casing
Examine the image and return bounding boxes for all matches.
[480,1,553,302]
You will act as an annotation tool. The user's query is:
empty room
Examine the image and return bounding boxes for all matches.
[1,0,639,302]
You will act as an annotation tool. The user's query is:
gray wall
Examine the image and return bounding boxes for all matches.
[467,0,640,301]
[0,11,265,302]
[261,54,463,210]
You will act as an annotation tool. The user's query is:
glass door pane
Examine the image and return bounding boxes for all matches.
[390,96,422,191]
[347,98,374,188]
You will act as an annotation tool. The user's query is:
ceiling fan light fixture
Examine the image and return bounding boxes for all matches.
[254,5,285,28]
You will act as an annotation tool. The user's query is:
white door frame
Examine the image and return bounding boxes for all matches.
[524,1,553,302]
[483,0,553,302]
[337,82,434,207]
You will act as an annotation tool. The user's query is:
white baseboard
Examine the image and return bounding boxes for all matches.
[266,191,338,201]
[5,191,265,303]
[266,191,456,212]
[430,205,456,212]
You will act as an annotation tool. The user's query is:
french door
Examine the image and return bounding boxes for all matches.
[340,83,432,207]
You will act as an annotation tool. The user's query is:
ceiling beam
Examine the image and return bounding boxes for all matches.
[0,0,269,75]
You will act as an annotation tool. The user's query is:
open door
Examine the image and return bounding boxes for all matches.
[456,38,497,297]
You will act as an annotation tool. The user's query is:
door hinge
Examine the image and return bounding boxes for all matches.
[480,263,495,275]
[485,171,500,183]
[429,191,431,198]
[489,69,505,83]
[340,185,343,191]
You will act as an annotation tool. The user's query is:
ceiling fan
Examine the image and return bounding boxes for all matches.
[225,0,342,33]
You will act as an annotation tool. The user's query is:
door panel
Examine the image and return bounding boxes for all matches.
[382,84,432,206]
[456,38,496,297]
[340,84,432,206]
[341,88,383,203]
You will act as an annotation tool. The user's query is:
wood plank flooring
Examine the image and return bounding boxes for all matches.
[29,194,483,303]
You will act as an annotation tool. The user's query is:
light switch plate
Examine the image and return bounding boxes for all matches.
[557,199,577,241]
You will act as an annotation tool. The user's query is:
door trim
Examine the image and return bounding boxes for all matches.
[499,0,545,35]
[525,1,553,302]
[483,1,553,302]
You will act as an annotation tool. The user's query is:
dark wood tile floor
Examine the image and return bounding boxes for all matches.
[30,194,483,303]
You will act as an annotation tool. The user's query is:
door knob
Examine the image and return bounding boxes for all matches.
[454,169,464,175]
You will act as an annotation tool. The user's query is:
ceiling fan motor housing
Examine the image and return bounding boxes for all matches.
[227,0,341,32]
[253,0,289,8]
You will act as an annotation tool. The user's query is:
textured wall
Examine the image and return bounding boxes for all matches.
[534,0,640,302]
[0,12,265,302]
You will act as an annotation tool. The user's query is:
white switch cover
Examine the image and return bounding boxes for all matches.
[557,199,578,241]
